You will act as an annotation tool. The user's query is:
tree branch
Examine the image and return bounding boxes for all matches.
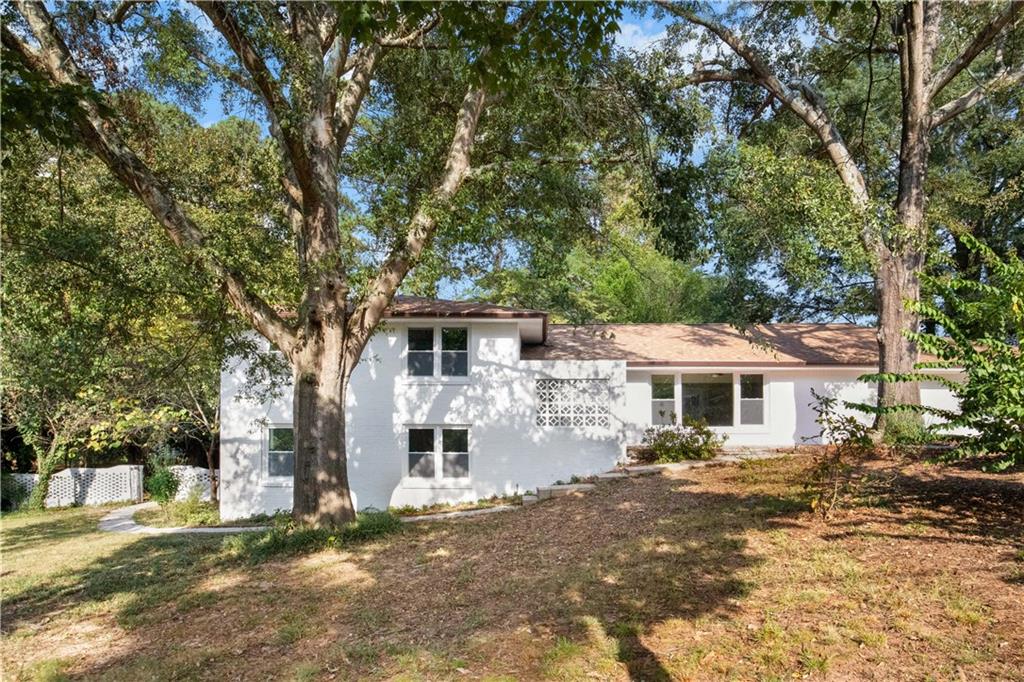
[187,45,256,94]
[657,0,875,249]
[90,0,150,25]
[191,1,317,201]
[930,65,1024,129]
[467,153,637,178]
[928,2,1021,99]
[377,14,442,47]
[335,43,381,153]
[345,86,488,365]
[673,65,759,86]
[9,0,297,355]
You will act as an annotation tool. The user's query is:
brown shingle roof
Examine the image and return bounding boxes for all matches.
[385,296,547,320]
[520,323,892,366]
[275,297,546,320]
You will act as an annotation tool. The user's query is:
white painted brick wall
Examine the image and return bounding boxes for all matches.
[219,323,963,520]
[219,321,628,520]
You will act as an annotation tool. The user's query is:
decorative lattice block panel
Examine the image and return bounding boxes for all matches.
[5,466,143,508]
[169,466,218,501]
[535,378,611,428]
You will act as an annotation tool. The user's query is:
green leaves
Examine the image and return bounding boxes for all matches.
[867,237,1024,468]
[1,110,277,468]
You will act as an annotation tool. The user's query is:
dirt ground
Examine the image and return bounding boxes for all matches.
[2,454,1022,681]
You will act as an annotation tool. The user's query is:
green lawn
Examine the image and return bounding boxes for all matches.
[2,456,1022,681]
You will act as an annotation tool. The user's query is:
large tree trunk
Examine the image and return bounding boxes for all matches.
[873,0,936,425]
[876,252,923,409]
[291,322,356,527]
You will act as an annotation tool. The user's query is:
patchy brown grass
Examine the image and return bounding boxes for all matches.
[2,455,1022,681]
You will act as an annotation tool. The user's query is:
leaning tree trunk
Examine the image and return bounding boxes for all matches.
[291,321,356,527]
[27,439,63,510]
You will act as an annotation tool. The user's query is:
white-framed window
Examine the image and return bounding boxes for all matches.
[681,373,734,426]
[648,372,768,428]
[739,374,765,425]
[406,326,469,378]
[406,426,471,481]
[651,375,675,425]
[535,378,611,428]
[407,328,435,376]
[266,426,295,479]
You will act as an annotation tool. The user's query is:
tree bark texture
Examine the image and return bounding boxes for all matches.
[3,1,487,526]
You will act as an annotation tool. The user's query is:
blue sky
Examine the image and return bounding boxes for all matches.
[194,6,671,127]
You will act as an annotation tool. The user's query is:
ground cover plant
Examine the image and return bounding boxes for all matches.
[2,455,1021,681]
[132,490,223,529]
[390,494,522,517]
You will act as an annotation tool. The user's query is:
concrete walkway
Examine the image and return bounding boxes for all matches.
[98,502,269,535]
[617,448,791,477]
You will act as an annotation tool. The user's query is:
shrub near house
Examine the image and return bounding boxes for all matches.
[639,417,726,463]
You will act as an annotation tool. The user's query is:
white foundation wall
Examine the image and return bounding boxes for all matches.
[219,323,628,520]
[622,368,963,447]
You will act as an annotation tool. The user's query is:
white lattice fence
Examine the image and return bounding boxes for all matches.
[169,466,218,501]
[6,465,144,508]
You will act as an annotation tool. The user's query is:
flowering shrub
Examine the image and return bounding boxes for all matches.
[640,416,726,463]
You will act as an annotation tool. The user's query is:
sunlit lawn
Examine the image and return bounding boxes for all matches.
[2,456,1022,681]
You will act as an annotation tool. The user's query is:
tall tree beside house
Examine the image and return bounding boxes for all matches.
[647,0,1023,430]
[2,2,624,527]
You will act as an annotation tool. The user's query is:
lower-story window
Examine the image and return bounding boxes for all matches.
[740,374,765,425]
[408,428,436,478]
[267,426,295,478]
[407,427,470,480]
[651,375,676,425]
[681,373,733,426]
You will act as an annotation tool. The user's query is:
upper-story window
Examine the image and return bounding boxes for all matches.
[407,326,469,378]
[441,328,468,376]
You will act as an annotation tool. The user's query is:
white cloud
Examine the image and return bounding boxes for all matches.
[615,21,667,53]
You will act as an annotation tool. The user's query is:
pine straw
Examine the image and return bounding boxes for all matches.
[2,455,1022,681]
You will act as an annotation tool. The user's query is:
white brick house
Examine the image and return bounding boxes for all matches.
[218,297,960,520]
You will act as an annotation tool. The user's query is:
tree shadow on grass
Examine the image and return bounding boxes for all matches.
[2,532,226,635]
[822,462,1024,547]
[541,478,805,680]
[0,506,117,554]
[318,471,809,681]
[6,470,809,680]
